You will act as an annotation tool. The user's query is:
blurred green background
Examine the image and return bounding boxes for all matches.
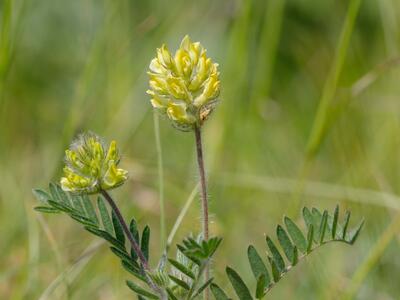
[1,0,400,299]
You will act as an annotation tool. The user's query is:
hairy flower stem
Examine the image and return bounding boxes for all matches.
[100,190,166,298]
[101,190,149,269]
[194,125,210,300]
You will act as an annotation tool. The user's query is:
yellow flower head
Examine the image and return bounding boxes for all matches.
[60,132,128,194]
[147,35,220,131]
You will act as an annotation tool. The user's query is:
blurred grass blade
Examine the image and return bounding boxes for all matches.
[153,112,166,250]
[344,215,400,299]
[306,0,363,157]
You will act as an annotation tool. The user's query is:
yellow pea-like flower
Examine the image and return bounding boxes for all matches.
[60,132,128,194]
[147,35,221,131]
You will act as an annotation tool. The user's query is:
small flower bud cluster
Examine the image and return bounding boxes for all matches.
[61,132,128,193]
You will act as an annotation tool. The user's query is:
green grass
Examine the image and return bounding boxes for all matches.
[1,0,400,299]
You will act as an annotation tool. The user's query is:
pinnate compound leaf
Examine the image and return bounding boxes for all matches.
[226,267,253,300]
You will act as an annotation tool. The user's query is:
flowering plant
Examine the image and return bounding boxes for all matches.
[33,36,363,300]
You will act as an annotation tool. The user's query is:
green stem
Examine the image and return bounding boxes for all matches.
[194,125,210,300]
[153,112,166,251]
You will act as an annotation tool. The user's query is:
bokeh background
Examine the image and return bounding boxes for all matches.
[1,0,400,299]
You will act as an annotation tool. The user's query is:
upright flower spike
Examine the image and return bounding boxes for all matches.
[147,35,221,131]
[60,132,128,194]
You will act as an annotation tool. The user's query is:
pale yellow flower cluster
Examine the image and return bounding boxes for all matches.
[147,35,220,130]
[61,133,128,194]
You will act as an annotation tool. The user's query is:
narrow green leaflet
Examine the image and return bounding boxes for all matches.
[32,189,51,204]
[141,226,150,261]
[49,183,61,202]
[84,226,124,251]
[266,237,285,272]
[121,260,146,283]
[34,206,60,214]
[70,213,97,228]
[169,275,190,290]
[167,288,179,300]
[291,246,298,266]
[110,246,132,263]
[112,210,126,245]
[126,280,158,299]
[55,184,71,205]
[268,256,281,283]
[306,224,314,253]
[342,211,351,239]
[284,216,307,253]
[97,196,114,235]
[255,274,266,299]
[319,210,328,244]
[331,205,339,239]
[247,245,270,287]
[276,225,294,262]
[82,195,99,225]
[226,267,253,300]
[168,259,195,280]
[347,220,364,244]
[71,195,85,215]
[192,277,214,299]
[210,283,230,300]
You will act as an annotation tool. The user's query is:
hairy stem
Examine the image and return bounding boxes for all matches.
[101,190,167,297]
[194,125,210,300]
[100,190,149,269]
